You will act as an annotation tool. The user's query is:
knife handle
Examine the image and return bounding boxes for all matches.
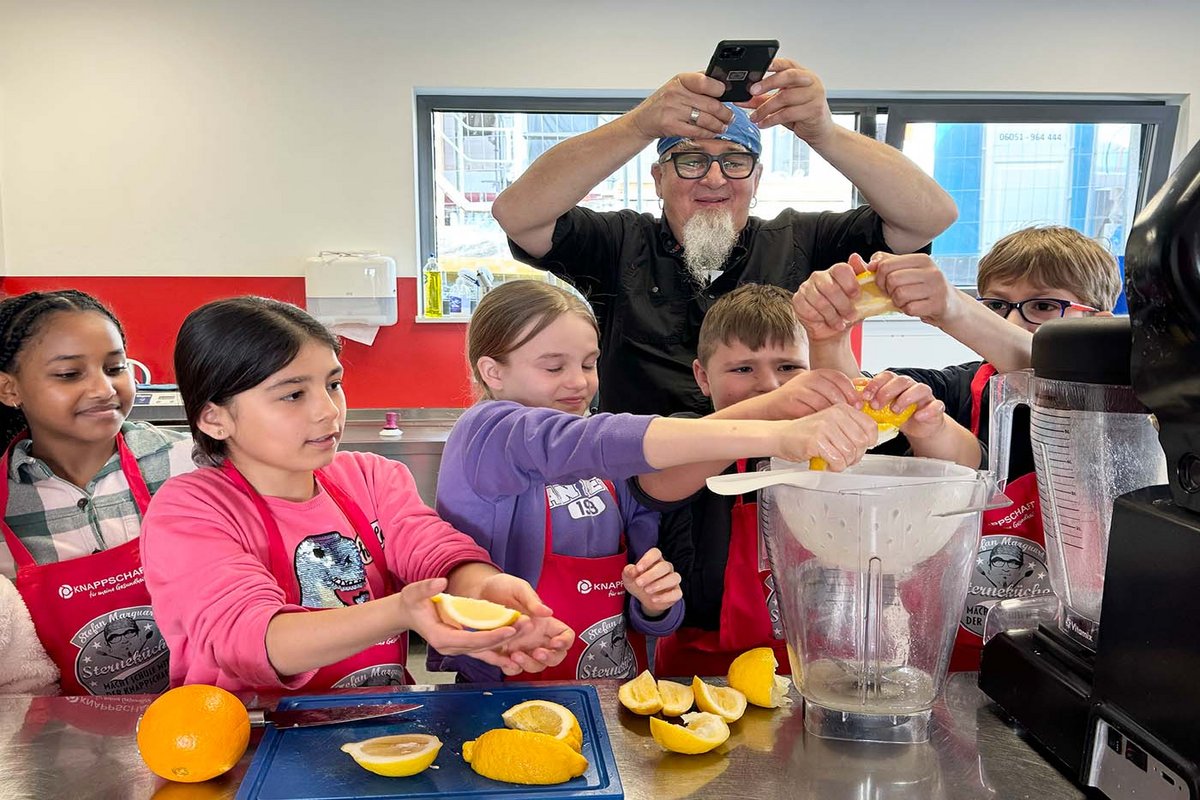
[247,708,268,728]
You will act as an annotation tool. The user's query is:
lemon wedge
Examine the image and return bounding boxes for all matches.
[501,700,583,752]
[617,669,663,715]
[463,728,587,784]
[727,647,793,709]
[691,676,747,723]
[649,712,730,755]
[340,733,442,777]
[853,271,899,319]
[657,679,695,717]
[430,593,520,630]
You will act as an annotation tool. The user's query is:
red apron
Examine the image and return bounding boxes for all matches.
[0,433,170,696]
[950,363,1052,671]
[655,461,789,678]
[220,461,410,690]
[508,479,648,681]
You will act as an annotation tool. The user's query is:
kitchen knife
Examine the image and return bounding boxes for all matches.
[248,702,423,729]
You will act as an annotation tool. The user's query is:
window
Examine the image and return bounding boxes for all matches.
[416,95,1177,319]
[884,102,1178,300]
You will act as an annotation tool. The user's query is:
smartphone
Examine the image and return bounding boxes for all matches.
[705,40,779,103]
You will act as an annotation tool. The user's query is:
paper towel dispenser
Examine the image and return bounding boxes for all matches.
[305,251,398,327]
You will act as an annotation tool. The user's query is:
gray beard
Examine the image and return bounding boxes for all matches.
[680,209,737,284]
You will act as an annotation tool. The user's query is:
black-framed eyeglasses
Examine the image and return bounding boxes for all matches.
[977,297,1100,325]
[659,151,758,180]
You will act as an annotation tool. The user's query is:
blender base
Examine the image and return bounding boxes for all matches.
[804,701,931,744]
[979,624,1095,776]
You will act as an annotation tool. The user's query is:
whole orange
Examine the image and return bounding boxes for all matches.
[136,684,251,783]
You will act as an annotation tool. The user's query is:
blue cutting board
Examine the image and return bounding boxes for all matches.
[234,684,623,800]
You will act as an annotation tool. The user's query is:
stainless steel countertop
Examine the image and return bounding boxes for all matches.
[0,674,1085,799]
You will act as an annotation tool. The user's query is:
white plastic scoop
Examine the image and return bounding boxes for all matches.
[706,428,900,495]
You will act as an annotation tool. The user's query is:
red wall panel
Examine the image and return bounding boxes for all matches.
[0,276,475,409]
[0,275,864,410]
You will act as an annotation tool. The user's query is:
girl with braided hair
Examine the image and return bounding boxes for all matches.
[0,290,193,695]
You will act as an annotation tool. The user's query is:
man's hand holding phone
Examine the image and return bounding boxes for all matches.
[742,57,836,145]
[625,73,733,142]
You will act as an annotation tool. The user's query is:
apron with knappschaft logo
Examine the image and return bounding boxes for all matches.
[1,433,169,696]
[508,478,648,681]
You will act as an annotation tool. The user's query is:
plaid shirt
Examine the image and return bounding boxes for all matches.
[1,421,196,578]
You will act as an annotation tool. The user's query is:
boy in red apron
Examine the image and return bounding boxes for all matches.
[140,297,576,692]
[640,284,978,678]
[0,290,195,696]
[793,227,1122,670]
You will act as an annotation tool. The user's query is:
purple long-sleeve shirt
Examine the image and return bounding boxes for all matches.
[432,401,684,680]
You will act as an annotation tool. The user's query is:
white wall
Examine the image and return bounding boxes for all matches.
[1,0,1197,278]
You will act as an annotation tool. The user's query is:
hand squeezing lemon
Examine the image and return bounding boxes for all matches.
[810,377,916,471]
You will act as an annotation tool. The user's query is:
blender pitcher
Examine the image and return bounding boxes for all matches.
[988,332,1167,649]
[759,454,995,744]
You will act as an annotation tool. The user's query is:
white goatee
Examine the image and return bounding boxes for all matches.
[680,208,737,284]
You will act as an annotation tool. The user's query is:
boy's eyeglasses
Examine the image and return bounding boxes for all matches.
[659,151,758,180]
[977,297,1100,325]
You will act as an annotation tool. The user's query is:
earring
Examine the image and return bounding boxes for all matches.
[750,197,758,209]
[657,198,664,211]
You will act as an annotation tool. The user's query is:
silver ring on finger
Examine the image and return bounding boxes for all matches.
[689,107,701,124]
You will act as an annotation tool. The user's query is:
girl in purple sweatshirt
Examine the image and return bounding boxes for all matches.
[140,297,573,692]
[434,281,881,681]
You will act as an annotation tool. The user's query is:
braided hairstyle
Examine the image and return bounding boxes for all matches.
[0,290,127,446]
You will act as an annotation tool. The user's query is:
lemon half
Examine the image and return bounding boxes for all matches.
[340,733,442,777]
[727,647,793,709]
[463,728,588,784]
[501,700,583,752]
[430,593,520,630]
[810,378,916,471]
[617,670,663,715]
[649,712,731,755]
[691,677,747,723]
[657,679,695,717]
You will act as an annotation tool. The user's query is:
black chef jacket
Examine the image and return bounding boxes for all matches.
[509,204,897,416]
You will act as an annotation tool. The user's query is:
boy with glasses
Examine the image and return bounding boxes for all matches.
[492,59,957,418]
[793,224,1122,670]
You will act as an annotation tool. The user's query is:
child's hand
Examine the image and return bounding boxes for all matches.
[397,577,524,671]
[622,547,682,616]
[476,573,575,675]
[869,252,961,327]
[758,369,862,419]
[792,258,864,340]
[862,371,947,441]
[777,405,878,471]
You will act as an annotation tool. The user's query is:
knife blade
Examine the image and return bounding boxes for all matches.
[247,702,423,729]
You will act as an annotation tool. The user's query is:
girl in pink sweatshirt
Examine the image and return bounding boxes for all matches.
[140,297,573,692]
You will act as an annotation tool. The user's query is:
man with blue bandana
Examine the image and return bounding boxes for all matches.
[493,58,957,416]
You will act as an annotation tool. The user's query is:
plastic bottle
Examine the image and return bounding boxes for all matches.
[422,256,443,319]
